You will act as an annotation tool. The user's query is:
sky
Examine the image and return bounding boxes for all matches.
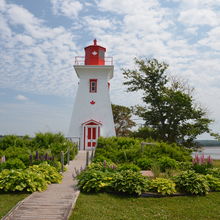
[0,0,220,139]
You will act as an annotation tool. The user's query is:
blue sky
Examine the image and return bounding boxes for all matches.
[0,0,220,138]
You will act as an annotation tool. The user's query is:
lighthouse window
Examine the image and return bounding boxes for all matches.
[90,79,97,93]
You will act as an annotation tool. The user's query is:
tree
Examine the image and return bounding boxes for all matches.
[112,104,136,136]
[122,58,212,148]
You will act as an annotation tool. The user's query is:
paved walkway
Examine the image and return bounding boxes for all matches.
[3,151,88,220]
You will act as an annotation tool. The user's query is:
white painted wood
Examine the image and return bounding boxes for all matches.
[68,65,116,150]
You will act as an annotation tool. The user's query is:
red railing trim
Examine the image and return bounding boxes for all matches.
[74,56,113,65]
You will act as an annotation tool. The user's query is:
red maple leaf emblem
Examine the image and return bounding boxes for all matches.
[90,100,95,105]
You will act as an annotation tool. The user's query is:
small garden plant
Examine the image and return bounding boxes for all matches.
[76,137,220,197]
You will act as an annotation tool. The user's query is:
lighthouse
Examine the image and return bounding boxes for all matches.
[68,40,116,150]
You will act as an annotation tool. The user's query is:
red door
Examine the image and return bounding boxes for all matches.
[87,127,97,147]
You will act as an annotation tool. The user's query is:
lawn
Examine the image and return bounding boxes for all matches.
[70,192,220,220]
[213,160,220,168]
[0,193,29,218]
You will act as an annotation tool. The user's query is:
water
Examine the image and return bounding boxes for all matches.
[192,146,220,160]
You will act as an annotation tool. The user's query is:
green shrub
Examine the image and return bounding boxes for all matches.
[117,163,140,172]
[136,158,153,170]
[0,135,31,150]
[0,169,48,192]
[95,137,191,164]
[0,163,62,192]
[206,168,220,178]
[174,170,209,195]
[142,142,191,162]
[148,178,176,195]
[158,156,178,172]
[111,170,148,195]
[28,162,62,184]
[88,161,117,172]
[177,161,192,171]
[77,169,113,193]
[3,146,31,166]
[93,155,112,163]
[0,158,26,170]
[205,174,220,192]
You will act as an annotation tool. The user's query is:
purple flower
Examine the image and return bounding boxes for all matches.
[35,151,39,160]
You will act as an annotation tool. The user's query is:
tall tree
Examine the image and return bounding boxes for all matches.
[122,58,212,148]
[112,104,136,137]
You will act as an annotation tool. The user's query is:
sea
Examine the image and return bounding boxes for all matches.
[192,146,220,160]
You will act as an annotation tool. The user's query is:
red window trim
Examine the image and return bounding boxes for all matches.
[89,79,97,93]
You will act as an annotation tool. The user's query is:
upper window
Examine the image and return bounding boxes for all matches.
[90,79,97,93]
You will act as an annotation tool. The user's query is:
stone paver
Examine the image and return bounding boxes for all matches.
[2,151,88,220]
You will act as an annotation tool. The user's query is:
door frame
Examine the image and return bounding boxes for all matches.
[82,119,102,150]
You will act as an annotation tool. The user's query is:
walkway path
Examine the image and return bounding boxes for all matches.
[3,151,88,220]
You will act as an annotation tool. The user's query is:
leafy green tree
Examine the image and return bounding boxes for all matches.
[122,58,212,148]
[112,104,136,137]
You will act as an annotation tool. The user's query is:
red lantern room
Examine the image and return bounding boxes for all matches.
[84,39,106,65]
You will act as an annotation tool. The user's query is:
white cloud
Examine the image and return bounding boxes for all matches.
[51,0,83,18]
[178,9,218,27]
[169,0,220,8]
[198,27,220,50]
[98,0,160,15]
[0,1,79,96]
[16,94,28,101]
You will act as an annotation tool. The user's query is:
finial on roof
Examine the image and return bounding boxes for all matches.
[94,39,97,45]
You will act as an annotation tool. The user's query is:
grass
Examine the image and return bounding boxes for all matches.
[213,160,220,168]
[0,192,29,218]
[70,192,220,220]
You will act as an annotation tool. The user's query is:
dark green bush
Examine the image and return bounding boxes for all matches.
[136,158,153,170]
[177,161,192,171]
[117,163,140,172]
[0,135,31,150]
[157,156,178,172]
[95,137,191,164]
[77,169,113,193]
[205,174,220,192]
[4,146,31,166]
[0,158,26,171]
[111,170,149,195]
[174,170,209,195]
[192,163,210,174]
[148,178,176,195]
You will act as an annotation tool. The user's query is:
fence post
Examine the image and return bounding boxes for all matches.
[86,151,89,167]
[141,142,145,154]
[61,151,64,172]
[67,147,70,165]
[91,149,94,161]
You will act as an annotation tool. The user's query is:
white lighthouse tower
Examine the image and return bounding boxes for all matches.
[68,40,116,150]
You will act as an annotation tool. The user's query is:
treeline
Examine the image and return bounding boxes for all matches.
[196,140,220,147]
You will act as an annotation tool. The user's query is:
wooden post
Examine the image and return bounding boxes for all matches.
[61,151,64,172]
[141,142,145,153]
[67,147,70,165]
[86,151,89,166]
[91,149,94,161]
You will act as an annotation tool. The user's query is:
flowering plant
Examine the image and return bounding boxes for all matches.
[192,154,213,174]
